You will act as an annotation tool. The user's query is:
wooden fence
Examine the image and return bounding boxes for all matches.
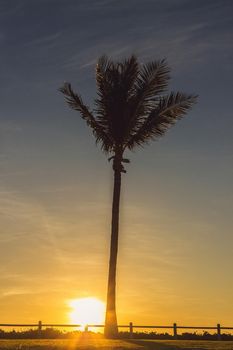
[1,322,233,340]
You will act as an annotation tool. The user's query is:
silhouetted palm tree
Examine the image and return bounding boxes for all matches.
[60,55,197,338]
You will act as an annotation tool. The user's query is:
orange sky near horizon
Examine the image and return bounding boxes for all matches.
[1,170,232,327]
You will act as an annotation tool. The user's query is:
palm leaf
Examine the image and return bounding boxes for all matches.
[127,92,198,149]
[59,82,113,152]
[131,59,170,115]
[136,59,170,100]
[123,60,171,143]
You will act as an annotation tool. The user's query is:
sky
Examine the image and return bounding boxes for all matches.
[0,0,233,328]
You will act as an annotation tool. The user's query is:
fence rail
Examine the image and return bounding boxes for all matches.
[0,322,232,340]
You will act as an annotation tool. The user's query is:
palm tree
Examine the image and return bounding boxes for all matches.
[60,55,197,338]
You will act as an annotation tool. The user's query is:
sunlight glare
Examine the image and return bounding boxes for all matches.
[68,297,105,328]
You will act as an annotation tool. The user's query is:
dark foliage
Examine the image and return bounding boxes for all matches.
[119,331,233,341]
[60,55,197,155]
[1,329,233,340]
[0,328,80,339]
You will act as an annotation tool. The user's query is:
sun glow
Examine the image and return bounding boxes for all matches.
[68,297,105,328]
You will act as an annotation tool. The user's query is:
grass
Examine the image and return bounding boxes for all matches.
[129,339,233,349]
[0,338,139,350]
[1,337,233,350]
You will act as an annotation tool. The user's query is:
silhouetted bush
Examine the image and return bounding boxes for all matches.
[119,331,233,341]
[0,328,82,339]
[0,328,233,340]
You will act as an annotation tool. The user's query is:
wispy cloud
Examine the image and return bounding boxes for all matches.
[1,288,31,297]
[23,31,63,48]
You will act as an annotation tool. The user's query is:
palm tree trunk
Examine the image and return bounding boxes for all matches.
[104,160,122,338]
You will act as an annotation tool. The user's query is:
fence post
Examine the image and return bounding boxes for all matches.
[129,322,133,339]
[173,323,177,339]
[217,323,221,341]
[38,320,42,338]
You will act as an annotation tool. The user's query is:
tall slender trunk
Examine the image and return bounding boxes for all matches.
[104,157,122,338]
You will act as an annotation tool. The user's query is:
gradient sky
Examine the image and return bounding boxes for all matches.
[0,0,233,327]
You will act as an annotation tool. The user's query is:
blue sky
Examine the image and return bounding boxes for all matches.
[0,0,233,325]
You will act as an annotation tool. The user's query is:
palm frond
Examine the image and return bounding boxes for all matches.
[127,92,198,149]
[95,55,112,90]
[124,59,171,142]
[60,82,93,122]
[59,82,113,152]
[136,59,170,100]
[131,59,170,115]
[118,55,139,98]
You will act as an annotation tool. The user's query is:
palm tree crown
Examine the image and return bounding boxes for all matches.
[60,55,197,160]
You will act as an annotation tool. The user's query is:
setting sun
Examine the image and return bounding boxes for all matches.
[68,297,105,327]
